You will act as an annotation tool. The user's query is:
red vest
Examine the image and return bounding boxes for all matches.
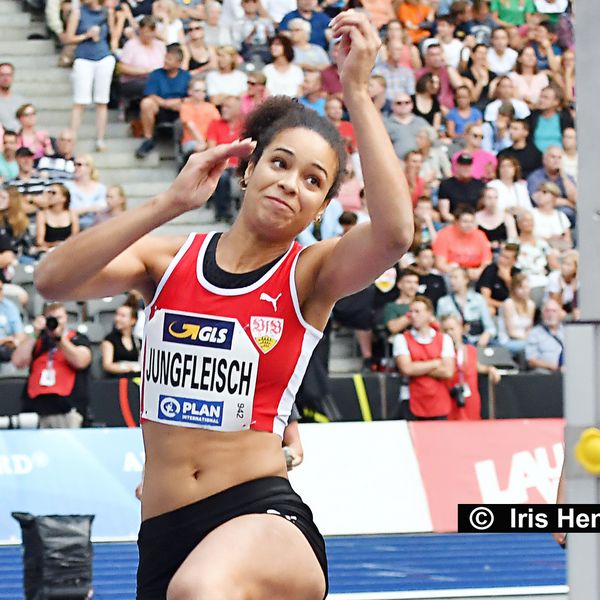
[403,329,452,418]
[447,344,482,421]
[27,331,78,399]
[140,232,322,438]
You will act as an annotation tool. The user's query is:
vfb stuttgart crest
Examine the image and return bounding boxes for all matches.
[250,316,284,353]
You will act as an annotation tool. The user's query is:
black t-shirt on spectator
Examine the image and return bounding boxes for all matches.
[497,144,542,179]
[103,329,140,377]
[22,332,91,417]
[461,68,496,111]
[476,263,520,303]
[438,176,486,213]
[418,272,447,310]
[0,232,13,283]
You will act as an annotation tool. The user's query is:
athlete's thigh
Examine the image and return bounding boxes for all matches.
[167,514,326,600]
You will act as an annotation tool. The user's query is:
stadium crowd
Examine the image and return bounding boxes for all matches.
[0,0,576,425]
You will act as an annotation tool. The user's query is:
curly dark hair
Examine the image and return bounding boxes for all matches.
[238,96,347,200]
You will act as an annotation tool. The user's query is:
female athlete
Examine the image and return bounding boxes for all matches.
[35,10,413,600]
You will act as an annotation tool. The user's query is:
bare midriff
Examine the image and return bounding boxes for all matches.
[140,421,288,521]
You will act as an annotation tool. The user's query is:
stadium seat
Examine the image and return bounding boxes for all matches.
[477,346,519,370]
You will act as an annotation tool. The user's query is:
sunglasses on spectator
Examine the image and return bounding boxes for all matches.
[22,110,36,116]
[75,161,87,167]
[471,132,483,138]
[191,87,205,92]
[248,81,260,86]
[394,100,412,105]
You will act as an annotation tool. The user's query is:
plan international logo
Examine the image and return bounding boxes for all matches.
[158,394,224,426]
[163,313,235,349]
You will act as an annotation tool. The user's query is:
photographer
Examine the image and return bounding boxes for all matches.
[0,281,25,373]
[393,296,455,420]
[11,302,92,428]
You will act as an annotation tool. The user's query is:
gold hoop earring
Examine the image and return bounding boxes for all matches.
[240,178,247,190]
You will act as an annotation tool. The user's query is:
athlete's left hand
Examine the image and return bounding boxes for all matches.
[330,10,381,92]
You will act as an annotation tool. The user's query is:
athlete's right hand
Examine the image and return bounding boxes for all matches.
[163,139,256,214]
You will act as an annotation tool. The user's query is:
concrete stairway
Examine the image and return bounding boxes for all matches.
[3,0,220,236]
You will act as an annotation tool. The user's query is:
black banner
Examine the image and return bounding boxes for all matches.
[459,504,600,533]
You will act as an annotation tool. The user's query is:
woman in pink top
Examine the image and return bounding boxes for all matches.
[240,72,269,115]
[377,20,421,69]
[15,104,53,160]
[451,123,498,181]
[509,46,549,107]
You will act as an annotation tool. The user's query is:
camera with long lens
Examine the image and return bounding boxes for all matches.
[0,413,39,429]
[40,315,61,347]
[449,384,465,408]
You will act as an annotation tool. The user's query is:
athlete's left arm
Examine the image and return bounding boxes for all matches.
[311,12,414,305]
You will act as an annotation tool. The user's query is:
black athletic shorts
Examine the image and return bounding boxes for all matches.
[137,476,328,599]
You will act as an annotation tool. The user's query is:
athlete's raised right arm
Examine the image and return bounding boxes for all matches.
[35,140,255,301]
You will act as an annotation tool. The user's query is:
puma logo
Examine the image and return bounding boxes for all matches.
[260,292,282,312]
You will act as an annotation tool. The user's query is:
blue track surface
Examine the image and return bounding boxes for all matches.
[0,533,566,599]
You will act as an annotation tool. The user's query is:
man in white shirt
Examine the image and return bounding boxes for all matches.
[422,15,466,70]
[487,27,518,75]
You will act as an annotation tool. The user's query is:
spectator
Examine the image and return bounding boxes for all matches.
[36,183,80,251]
[452,123,498,181]
[240,72,269,115]
[481,101,514,154]
[395,0,434,44]
[476,186,518,250]
[179,78,221,159]
[384,93,428,161]
[0,187,37,260]
[279,0,331,50]
[325,96,356,154]
[460,43,496,112]
[446,85,484,140]
[296,197,343,246]
[289,19,329,71]
[173,0,204,21]
[416,126,452,189]
[260,0,296,24]
[15,104,54,161]
[525,297,564,372]
[487,27,518,75]
[433,205,493,281]
[8,147,46,216]
[372,40,416,102]
[416,44,462,110]
[527,145,577,224]
[412,73,442,130]
[0,63,26,131]
[206,96,243,224]
[546,249,579,320]
[487,155,533,214]
[422,15,465,70]
[117,16,167,114]
[368,75,392,116]
[203,2,232,47]
[336,157,363,213]
[0,280,25,372]
[183,21,216,77]
[361,0,396,29]
[263,35,304,98]
[534,0,568,23]
[94,184,127,224]
[509,46,550,107]
[383,267,420,335]
[440,313,501,421]
[490,0,536,27]
[404,151,427,208]
[205,46,248,107]
[468,0,498,46]
[65,154,107,229]
[561,126,577,183]
[484,76,531,122]
[0,130,18,182]
[515,210,558,305]
[530,181,572,249]
[497,118,542,178]
[231,0,274,65]
[527,85,574,153]
[299,71,326,116]
[153,0,185,45]
[101,302,141,377]
[551,48,575,106]
[477,241,521,314]
[415,196,442,244]
[135,44,191,159]
[12,301,92,428]
[36,128,76,183]
[64,0,116,152]
[378,19,421,69]
[438,154,486,221]
[497,272,535,355]
[437,266,496,347]
[320,40,343,99]
[412,243,447,310]
[394,295,455,420]
[530,20,562,72]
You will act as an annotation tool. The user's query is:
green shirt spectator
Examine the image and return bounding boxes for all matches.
[490,0,536,26]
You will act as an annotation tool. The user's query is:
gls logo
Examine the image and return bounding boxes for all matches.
[163,313,234,349]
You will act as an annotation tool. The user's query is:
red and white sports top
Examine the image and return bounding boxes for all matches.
[140,232,322,438]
